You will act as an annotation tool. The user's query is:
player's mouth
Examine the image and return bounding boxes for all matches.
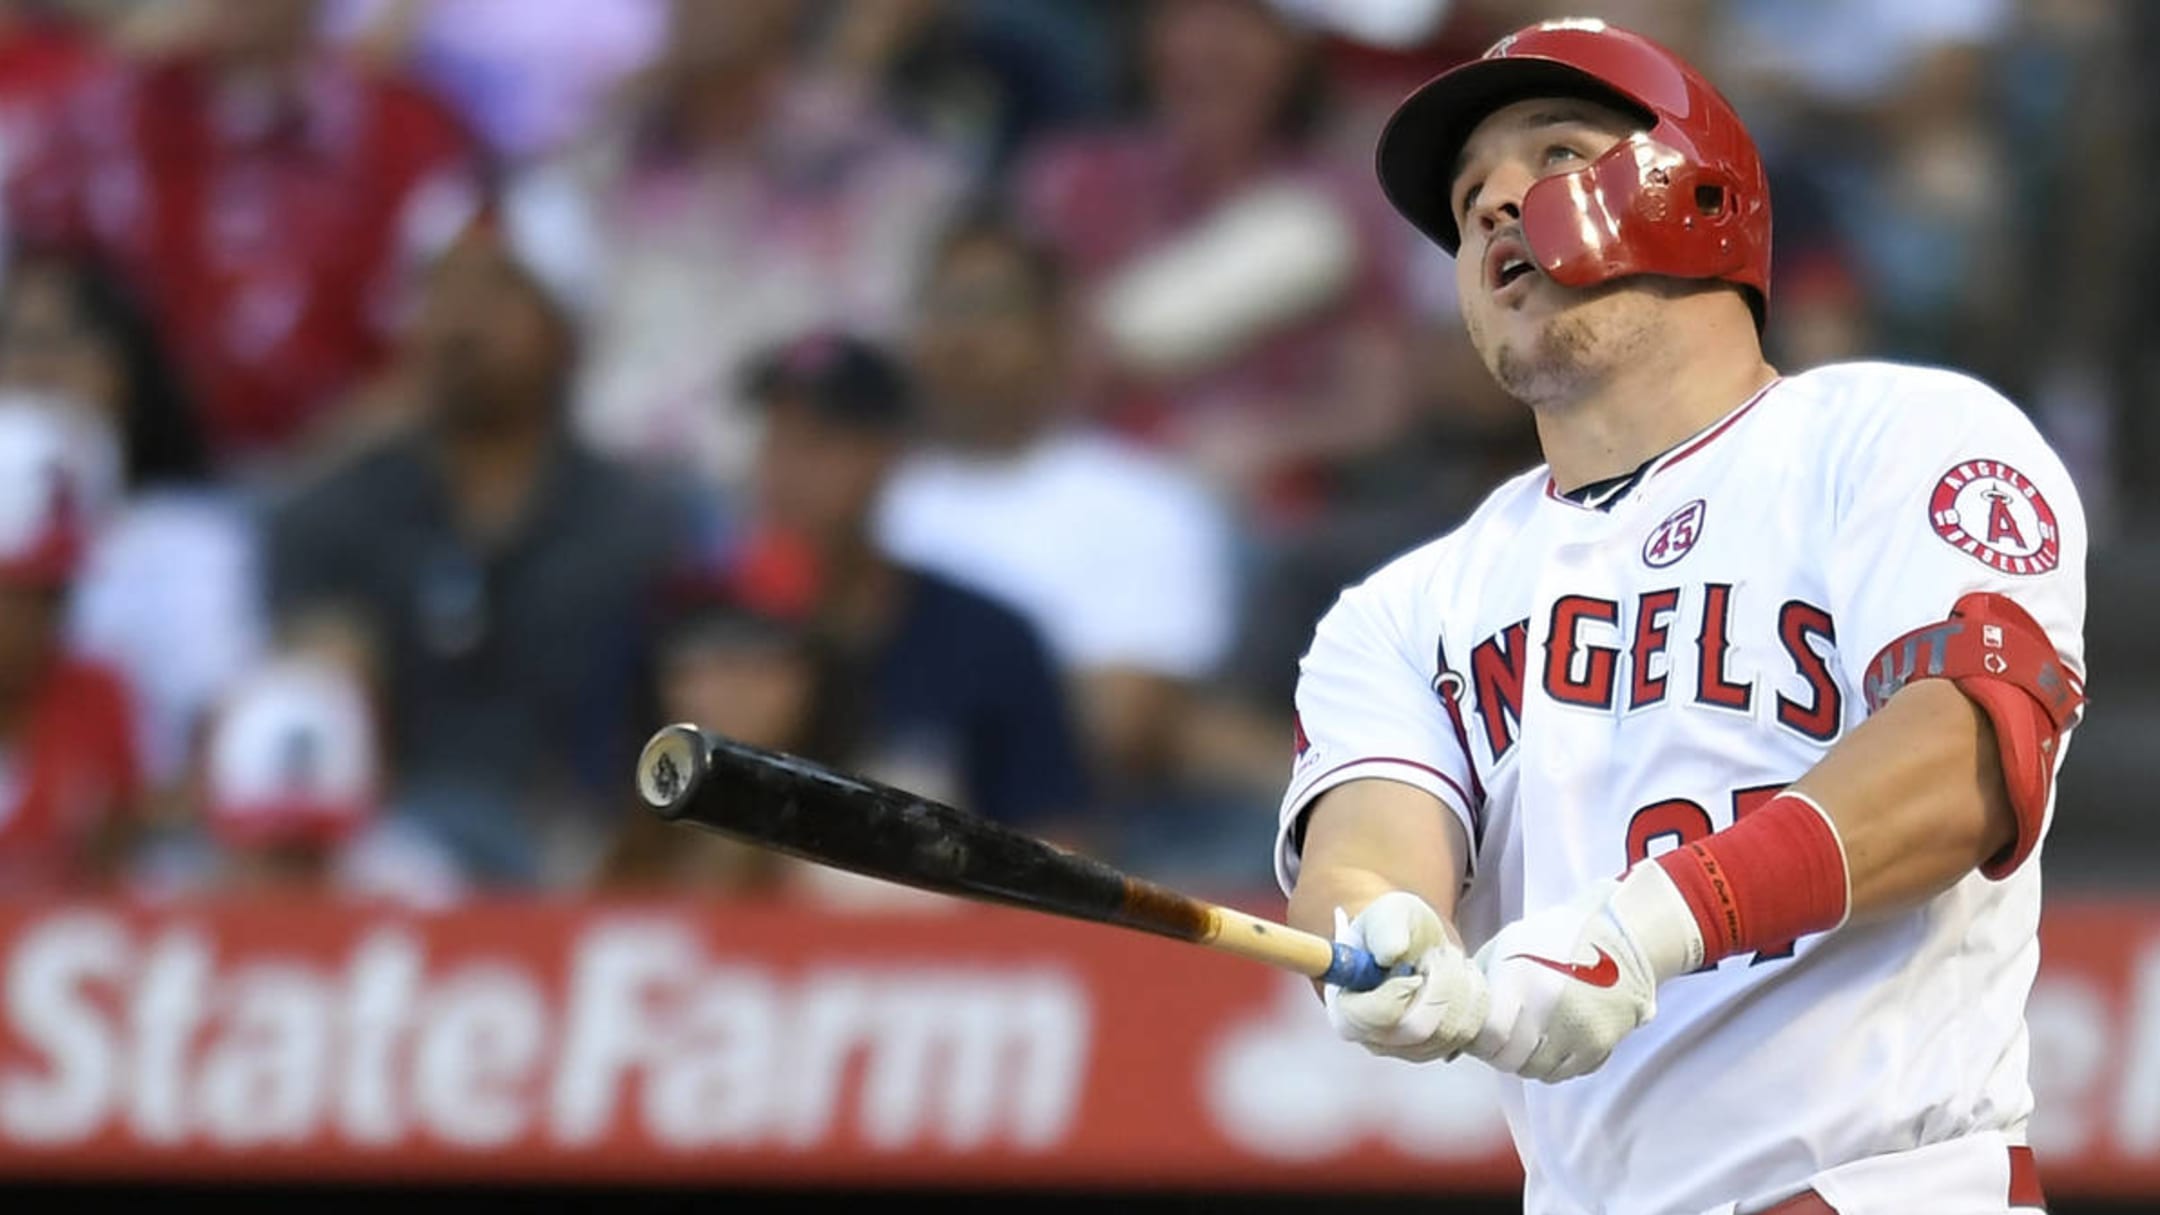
[1485,233,1539,304]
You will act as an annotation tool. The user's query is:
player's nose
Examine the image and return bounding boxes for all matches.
[1467,159,1534,240]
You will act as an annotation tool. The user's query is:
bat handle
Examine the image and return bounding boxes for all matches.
[1323,942,1416,992]
[1200,905,1416,993]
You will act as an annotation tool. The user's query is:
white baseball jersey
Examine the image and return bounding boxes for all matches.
[1276,362,2085,1215]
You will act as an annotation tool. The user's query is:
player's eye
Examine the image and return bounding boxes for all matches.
[1543,144,1584,167]
[1453,179,1483,226]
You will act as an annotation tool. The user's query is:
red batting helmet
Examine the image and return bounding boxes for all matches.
[1376,18,1771,319]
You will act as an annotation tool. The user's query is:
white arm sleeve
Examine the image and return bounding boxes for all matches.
[1274,573,1480,896]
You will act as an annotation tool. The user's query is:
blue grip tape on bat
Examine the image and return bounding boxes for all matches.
[1323,942,1418,991]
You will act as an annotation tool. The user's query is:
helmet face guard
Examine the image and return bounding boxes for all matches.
[1375,19,1771,317]
[1521,134,1760,290]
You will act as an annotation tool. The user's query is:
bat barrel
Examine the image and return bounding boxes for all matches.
[632,723,1400,992]
[633,723,1142,925]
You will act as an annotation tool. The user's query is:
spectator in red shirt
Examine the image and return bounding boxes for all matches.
[0,2,105,269]
[0,2,101,241]
[0,396,140,894]
[0,250,267,799]
[1015,0,1417,527]
[8,0,480,470]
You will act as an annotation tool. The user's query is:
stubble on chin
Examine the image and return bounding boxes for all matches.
[1479,290,1659,409]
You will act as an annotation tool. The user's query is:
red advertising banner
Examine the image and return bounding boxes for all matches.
[0,895,2150,1195]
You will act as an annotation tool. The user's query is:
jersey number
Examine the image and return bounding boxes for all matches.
[1644,510,1699,564]
[1624,784,1794,968]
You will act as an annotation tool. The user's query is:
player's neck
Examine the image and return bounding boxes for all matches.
[1535,305,1776,494]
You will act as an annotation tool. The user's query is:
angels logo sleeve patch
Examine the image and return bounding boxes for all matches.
[1929,460,2061,576]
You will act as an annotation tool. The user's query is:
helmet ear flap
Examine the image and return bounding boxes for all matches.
[1678,164,1750,264]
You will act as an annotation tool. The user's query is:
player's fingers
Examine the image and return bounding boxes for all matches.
[1536,1035,1576,1080]
[1332,905,1356,946]
[1356,891,1442,965]
[1482,1010,1543,1074]
[1517,1037,1566,1082]
[1330,973,1420,1037]
[1542,1048,1596,1083]
[1415,947,1490,1045]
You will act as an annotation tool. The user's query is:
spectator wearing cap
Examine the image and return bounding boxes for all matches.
[598,587,812,894]
[0,250,266,794]
[729,331,1089,838]
[1014,0,1417,528]
[877,210,1235,794]
[6,0,480,470]
[0,398,141,893]
[189,640,462,905]
[264,198,695,887]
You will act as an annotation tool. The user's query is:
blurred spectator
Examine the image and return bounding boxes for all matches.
[1709,0,2015,369]
[8,0,480,470]
[323,0,668,165]
[1016,0,1417,527]
[187,636,462,904]
[0,1,106,279]
[597,593,812,894]
[1994,0,2137,538]
[0,395,141,893]
[736,332,1088,832]
[0,249,266,790]
[602,330,1093,895]
[873,0,1125,175]
[559,0,969,497]
[877,210,1235,789]
[265,199,692,887]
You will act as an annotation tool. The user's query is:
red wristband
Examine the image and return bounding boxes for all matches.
[1654,791,1850,963]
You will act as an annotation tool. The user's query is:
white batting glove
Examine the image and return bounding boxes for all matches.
[1468,862,1704,1083]
[1325,891,1491,1063]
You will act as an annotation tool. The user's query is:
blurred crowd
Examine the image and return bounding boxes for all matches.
[0,0,2149,904]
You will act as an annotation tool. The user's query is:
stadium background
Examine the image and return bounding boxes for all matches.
[0,0,2154,1210]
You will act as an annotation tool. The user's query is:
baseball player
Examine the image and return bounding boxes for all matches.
[1276,19,2083,1215]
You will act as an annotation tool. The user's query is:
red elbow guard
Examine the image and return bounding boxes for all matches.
[1862,593,2085,878]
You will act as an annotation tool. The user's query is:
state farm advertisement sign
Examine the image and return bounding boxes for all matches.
[0,897,2150,1195]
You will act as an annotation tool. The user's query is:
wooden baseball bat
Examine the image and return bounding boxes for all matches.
[634,723,1395,991]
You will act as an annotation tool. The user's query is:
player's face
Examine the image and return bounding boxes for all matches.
[1448,98,1657,403]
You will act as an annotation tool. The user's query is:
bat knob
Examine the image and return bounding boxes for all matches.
[637,723,709,818]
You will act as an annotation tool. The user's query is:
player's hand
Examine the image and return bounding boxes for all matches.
[1468,863,1703,1083]
[1325,891,1490,1063]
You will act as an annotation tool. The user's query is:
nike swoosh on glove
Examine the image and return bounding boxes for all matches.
[1469,862,1704,1083]
[1325,890,1490,1063]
